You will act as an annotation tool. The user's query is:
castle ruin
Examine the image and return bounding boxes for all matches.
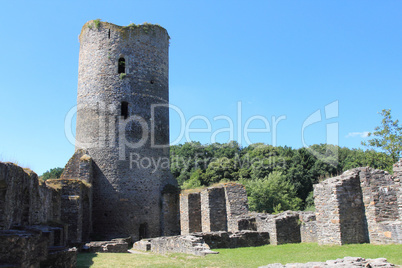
[0,20,401,266]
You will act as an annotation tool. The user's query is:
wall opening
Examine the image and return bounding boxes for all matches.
[121,101,128,119]
[118,57,126,74]
[108,29,111,39]
[139,223,148,240]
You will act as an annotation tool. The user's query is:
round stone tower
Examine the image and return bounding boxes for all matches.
[76,20,178,240]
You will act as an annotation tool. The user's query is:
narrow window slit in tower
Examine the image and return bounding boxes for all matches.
[121,101,128,119]
[108,29,111,39]
[118,57,126,74]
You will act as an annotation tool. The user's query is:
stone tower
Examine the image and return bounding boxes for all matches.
[75,20,179,240]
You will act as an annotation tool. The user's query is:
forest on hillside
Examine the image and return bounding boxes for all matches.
[170,141,394,213]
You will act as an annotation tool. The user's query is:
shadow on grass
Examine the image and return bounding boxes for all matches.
[77,253,97,268]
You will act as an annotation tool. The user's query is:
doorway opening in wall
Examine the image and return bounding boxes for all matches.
[139,223,148,240]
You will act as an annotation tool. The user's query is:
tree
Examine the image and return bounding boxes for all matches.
[41,167,64,181]
[362,109,402,162]
[240,171,302,214]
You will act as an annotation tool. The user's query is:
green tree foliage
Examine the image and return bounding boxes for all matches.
[40,167,64,181]
[240,171,302,213]
[170,141,395,213]
[362,109,402,162]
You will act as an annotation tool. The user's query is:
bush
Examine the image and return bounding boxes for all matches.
[40,167,64,181]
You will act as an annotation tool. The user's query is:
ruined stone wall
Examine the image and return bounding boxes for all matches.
[201,186,227,232]
[299,211,317,243]
[392,159,402,219]
[76,20,177,240]
[0,162,60,229]
[359,167,401,244]
[0,162,77,266]
[59,149,93,243]
[314,169,369,245]
[161,186,180,236]
[180,183,249,234]
[133,235,213,256]
[180,192,202,234]
[266,211,301,245]
[46,179,91,244]
[224,183,249,232]
[314,166,402,245]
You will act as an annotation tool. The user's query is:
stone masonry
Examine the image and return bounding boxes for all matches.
[180,191,202,234]
[314,169,369,245]
[0,162,77,267]
[201,186,228,232]
[314,164,402,245]
[180,182,249,234]
[75,20,178,240]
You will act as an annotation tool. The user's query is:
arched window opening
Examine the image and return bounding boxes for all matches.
[118,57,126,74]
[121,101,128,119]
[139,223,148,240]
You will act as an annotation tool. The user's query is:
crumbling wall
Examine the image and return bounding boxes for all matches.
[0,162,77,267]
[0,162,60,229]
[299,211,317,243]
[58,150,93,243]
[201,186,228,232]
[193,231,270,249]
[314,165,402,246]
[133,235,214,256]
[393,159,402,218]
[161,189,180,236]
[46,179,91,244]
[359,166,401,244]
[224,183,249,232]
[314,169,369,245]
[181,183,249,234]
[180,191,202,234]
[265,211,301,245]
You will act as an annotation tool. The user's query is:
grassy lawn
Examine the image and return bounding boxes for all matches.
[77,243,402,268]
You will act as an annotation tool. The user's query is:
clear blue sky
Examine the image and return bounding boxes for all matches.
[0,1,401,175]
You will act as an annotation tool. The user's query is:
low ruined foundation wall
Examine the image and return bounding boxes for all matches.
[299,212,317,243]
[133,235,214,256]
[193,231,270,249]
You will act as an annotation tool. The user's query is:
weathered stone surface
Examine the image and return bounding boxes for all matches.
[224,183,249,232]
[260,256,395,267]
[193,231,270,249]
[83,240,129,253]
[181,183,249,235]
[132,235,217,256]
[161,188,180,236]
[299,211,317,243]
[314,166,402,245]
[0,162,60,230]
[180,191,202,234]
[393,159,402,218]
[201,186,228,232]
[265,211,301,245]
[0,229,48,268]
[314,169,369,245]
[76,20,178,240]
[40,247,77,268]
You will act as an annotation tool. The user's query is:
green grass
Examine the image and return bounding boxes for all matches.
[77,243,402,267]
